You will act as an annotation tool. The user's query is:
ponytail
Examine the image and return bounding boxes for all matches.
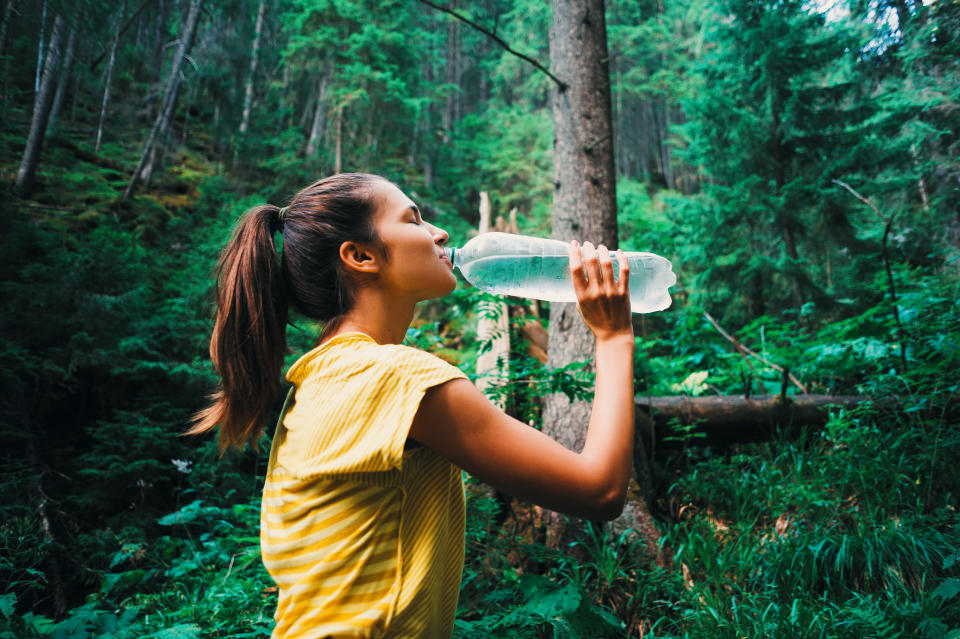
[190,173,387,451]
[188,204,288,452]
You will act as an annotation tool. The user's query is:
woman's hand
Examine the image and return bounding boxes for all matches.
[569,241,633,342]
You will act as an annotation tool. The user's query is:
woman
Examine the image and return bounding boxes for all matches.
[190,173,635,638]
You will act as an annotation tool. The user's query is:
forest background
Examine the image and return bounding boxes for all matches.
[1,0,959,636]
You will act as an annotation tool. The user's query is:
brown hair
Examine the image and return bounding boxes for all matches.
[189,173,387,451]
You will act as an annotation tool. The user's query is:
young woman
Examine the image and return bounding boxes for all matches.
[191,173,635,638]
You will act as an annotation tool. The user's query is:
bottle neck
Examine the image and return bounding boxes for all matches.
[443,246,457,268]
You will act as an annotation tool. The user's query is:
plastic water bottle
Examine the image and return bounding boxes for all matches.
[444,232,676,313]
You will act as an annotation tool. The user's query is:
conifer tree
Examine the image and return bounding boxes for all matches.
[677,0,895,320]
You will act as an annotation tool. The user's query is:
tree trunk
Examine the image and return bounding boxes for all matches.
[27,437,67,618]
[96,7,124,153]
[151,0,167,88]
[306,75,328,157]
[545,0,621,546]
[0,0,13,61]
[0,0,13,104]
[280,64,291,131]
[180,81,196,145]
[15,13,65,195]
[47,24,76,131]
[34,0,46,97]
[334,104,343,174]
[239,0,266,135]
[443,1,457,143]
[475,191,512,409]
[122,0,203,202]
[636,395,877,445]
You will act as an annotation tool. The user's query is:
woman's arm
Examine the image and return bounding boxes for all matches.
[409,242,635,520]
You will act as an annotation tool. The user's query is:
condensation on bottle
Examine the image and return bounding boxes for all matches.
[444,232,676,313]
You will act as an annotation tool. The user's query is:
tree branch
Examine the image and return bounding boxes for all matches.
[832,179,909,373]
[703,312,809,394]
[90,0,155,71]
[415,0,567,91]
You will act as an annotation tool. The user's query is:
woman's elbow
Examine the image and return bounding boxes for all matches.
[581,484,627,521]
[596,488,627,520]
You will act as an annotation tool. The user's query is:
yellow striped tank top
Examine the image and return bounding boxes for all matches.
[260,333,468,638]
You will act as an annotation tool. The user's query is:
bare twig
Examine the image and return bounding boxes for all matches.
[90,0,154,71]
[415,0,567,91]
[832,179,908,373]
[704,312,809,394]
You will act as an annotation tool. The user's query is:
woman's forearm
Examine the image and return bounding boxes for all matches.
[579,332,636,513]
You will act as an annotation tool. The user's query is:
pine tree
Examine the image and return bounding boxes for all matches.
[676,0,897,321]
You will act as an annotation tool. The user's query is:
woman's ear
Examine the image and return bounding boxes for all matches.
[339,241,381,275]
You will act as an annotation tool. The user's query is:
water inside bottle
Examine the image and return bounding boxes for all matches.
[459,254,661,308]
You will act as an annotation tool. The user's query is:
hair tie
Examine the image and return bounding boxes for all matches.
[277,205,289,227]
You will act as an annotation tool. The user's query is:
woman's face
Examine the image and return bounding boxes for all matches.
[368,181,457,302]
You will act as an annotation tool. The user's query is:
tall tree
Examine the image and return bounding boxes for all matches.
[122,0,203,202]
[542,0,620,544]
[239,0,266,135]
[0,0,13,62]
[15,12,65,195]
[305,74,328,156]
[96,5,125,153]
[46,24,77,130]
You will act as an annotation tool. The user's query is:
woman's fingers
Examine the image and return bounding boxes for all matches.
[570,241,633,339]
[581,241,599,288]
[616,249,630,295]
[569,240,588,297]
[597,245,615,291]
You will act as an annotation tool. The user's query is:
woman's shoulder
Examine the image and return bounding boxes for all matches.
[370,340,464,381]
[286,332,463,385]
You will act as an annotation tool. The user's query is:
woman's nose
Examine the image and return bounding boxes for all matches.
[431,224,449,246]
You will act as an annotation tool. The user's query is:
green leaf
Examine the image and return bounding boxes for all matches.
[0,592,15,619]
[932,578,960,601]
[142,625,202,639]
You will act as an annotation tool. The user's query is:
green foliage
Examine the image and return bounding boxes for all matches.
[1,0,958,636]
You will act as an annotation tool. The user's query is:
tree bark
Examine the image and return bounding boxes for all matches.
[96,6,124,153]
[27,437,67,618]
[334,104,343,174]
[239,0,266,135]
[0,0,13,104]
[34,0,46,98]
[637,395,873,445]
[443,0,458,143]
[0,0,13,62]
[47,24,76,131]
[475,191,512,409]
[545,0,622,547]
[15,12,65,195]
[637,393,960,444]
[306,75,328,157]
[151,0,167,88]
[122,0,203,202]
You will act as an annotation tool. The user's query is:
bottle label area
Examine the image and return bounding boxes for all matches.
[459,254,673,312]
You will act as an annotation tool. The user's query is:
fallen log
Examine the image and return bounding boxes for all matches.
[636,394,871,446]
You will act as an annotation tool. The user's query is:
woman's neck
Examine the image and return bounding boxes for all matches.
[327,290,415,345]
